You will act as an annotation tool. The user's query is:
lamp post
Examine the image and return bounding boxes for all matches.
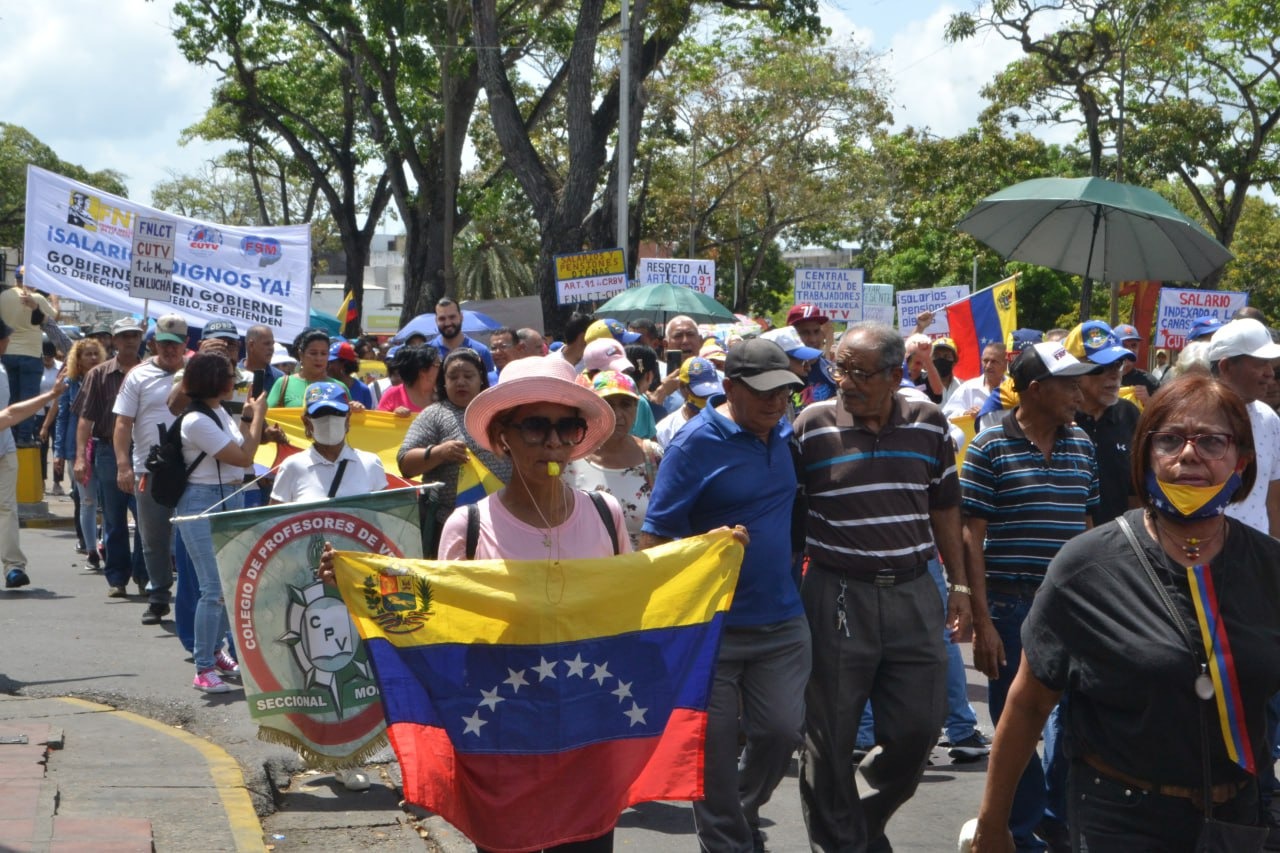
[1109,0,1153,325]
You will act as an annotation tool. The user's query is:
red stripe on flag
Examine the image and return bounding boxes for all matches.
[389,708,707,852]
[948,301,982,381]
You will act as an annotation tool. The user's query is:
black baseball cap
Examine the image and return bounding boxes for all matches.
[724,339,802,392]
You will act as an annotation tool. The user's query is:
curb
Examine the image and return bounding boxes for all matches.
[56,697,265,852]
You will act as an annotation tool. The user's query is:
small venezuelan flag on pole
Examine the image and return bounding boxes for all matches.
[945,274,1019,381]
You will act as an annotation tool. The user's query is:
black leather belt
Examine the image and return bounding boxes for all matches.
[814,561,928,587]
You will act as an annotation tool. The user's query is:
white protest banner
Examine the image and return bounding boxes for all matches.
[24,165,312,338]
[1155,287,1248,349]
[636,257,715,295]
[129,216,177,302]
[793,268,865,322]
[863,283,895,326]
[896,285,970,336]
[554,249,627,305]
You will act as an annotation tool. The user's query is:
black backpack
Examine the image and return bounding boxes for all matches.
[144,401,222,509]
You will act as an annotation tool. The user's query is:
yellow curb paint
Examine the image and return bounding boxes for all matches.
[56,697,265,852]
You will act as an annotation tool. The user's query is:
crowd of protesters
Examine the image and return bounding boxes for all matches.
[5,275,1280,852]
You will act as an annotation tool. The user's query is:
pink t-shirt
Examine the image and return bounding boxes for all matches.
[376,383,422,414]
[437,489,631,561]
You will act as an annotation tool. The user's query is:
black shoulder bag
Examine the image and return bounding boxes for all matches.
[1117,516,1267,853]
[464,491,620,560]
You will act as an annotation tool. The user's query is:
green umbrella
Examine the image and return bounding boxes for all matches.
[956,177,1232,282]
[595,284,737,326]
[308,308,343,336]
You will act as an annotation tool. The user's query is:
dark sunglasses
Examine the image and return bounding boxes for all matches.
[506,416,588,446]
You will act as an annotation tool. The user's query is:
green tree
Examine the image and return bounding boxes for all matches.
[0,123,128,253]
[637,19,892,313]
[864,125,1089,332]
[470,0,821,336]
[173,2,393,335]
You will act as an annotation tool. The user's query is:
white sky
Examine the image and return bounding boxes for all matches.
[1,0,1032,207]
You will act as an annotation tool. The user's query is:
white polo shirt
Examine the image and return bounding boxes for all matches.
[270,444,386,503]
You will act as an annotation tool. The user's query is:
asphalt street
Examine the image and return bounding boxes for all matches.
[5,492,994,852]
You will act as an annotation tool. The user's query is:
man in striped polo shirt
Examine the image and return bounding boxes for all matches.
[961,341,1098,852]
[794,322,972,853]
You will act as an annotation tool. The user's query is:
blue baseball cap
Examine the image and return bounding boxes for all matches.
[680,357,723,398]
[303,381,351,415]
[1064,320,1135,367]
[586,318,641,345]
[1008,329,1043,353]
[1187,315,1223,342]
[328,341,358,363]
[1112,323,1142,342]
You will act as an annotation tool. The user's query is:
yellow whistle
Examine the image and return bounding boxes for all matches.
[547,461,561,477]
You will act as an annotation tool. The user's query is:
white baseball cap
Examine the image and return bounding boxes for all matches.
[1207,318,1280,363]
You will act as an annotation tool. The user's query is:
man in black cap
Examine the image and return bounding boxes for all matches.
[641,338,810,852]
[794,321,972,852]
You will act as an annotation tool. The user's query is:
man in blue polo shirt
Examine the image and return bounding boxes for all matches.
[962,341,1098,852]
[432,298,496,377]
[641,338,810,852]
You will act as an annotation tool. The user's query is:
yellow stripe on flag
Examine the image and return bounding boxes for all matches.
[254,407,413,478]
[336,291,355,322]
[455,453,503,504]
[332,530,743,647]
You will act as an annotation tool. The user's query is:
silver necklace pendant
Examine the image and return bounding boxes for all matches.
[1195,672,1215,700]
[542,534,552,549]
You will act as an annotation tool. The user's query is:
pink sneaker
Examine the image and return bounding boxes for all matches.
[193,669,231,693]
[215,649,240,678]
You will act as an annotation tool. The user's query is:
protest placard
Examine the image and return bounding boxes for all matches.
[792,268,865,322]
[1155,287,1248,349]
[129,216,177,302]
[553,249,627,305]
[25,165,312,337]
[896,285,970,336]
[635,257,715,295]
[863,283,895,326]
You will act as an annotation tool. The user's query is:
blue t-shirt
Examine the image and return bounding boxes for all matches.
[349,378,374,409]
[641,402,803,627]
[433,335,496,375]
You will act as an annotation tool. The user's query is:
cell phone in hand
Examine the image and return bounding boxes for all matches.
[666,350,683,376]
[252,369,266,398]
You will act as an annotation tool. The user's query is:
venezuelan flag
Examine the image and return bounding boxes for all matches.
[332,532,743,852]
[945,275,1019,380]
[336,290,358,326]
[454,453,503,506]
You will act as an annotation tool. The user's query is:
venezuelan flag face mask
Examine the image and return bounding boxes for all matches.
[1145,469,1243,520]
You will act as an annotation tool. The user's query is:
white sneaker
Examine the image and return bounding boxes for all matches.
[335,768,371,791]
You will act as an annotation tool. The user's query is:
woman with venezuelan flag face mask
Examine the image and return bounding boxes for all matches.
[970,372,1280,853]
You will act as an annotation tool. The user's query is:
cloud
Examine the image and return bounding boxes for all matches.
[882,5,1024,136]
[0,0,227,204]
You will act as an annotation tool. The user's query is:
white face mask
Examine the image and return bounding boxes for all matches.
[310,416,347,446]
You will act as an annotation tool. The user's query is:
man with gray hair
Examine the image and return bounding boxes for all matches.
[514,327,545,359]
[793,321,972,852]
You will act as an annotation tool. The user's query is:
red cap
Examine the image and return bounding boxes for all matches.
[786,304,830,326]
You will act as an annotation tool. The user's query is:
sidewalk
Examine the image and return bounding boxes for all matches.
[0,695,261,852]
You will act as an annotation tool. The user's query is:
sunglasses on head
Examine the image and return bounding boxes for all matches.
[506,416,588,446]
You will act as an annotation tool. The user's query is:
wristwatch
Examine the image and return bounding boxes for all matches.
[948,583,972,595]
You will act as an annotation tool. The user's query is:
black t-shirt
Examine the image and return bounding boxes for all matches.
[1121,367,1159,396]
[1024,509,1280,787]
[1074,399,1141,525]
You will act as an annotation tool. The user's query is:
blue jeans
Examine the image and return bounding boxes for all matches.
[175,483,243,671]
[988,591,1046,852]
[1,353,42,444]
[855,558,979,749]
[93,447,144,588]
[173,529,197,653]
[74,475,97,554]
